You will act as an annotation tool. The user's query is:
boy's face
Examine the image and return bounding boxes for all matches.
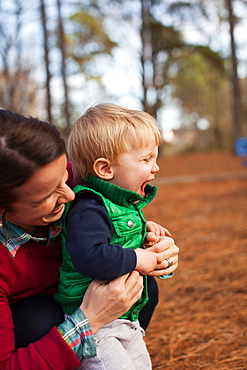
[109,142,159,196]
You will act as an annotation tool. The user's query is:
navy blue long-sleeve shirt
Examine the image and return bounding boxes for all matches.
[66,193,137,281]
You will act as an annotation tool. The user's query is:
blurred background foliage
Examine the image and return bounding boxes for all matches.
[0,0,246,153]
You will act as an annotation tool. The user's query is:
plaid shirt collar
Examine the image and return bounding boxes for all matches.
[0,221,62,257]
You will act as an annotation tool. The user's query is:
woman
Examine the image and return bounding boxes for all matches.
[0,109,179,369]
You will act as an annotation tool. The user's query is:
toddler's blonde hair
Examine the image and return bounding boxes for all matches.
[67,103,161,183]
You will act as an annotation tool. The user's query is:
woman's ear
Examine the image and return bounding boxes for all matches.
[93,158,114,180]
[0,213,3,228]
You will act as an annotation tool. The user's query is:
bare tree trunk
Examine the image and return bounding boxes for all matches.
[40,0,53,123]
[14,0,22,75]
[56,0,71,137]
[226,0,243,140]
[140,0,161,119]
[140,0,152,115]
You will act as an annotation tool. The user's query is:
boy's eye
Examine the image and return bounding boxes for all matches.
[144,158,151,162]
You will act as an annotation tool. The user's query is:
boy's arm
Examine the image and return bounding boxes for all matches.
[65,196,137,281]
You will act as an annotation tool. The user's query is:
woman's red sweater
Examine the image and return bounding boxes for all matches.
[0,239,80,370]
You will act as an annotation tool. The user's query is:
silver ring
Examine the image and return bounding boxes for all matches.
[166,258,173,268]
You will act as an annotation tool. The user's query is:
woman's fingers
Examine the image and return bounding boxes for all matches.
[146,237,179,275]
[149,254,179,276]
[122,271,144,306]
[148,237,179,256]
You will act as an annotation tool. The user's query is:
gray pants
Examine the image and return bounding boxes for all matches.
[79,319,152,370]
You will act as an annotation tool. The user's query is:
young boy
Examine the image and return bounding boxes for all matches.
[55,103,173,369]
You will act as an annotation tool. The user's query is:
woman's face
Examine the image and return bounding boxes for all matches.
[4,154,75,233]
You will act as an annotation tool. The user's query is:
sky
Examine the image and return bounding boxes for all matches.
[1,0,247,135]
[95,1,247,136]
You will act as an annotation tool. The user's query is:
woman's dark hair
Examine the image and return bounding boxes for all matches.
[0,109,66,213]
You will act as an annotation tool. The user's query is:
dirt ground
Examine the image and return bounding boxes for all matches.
[143,151,247,370]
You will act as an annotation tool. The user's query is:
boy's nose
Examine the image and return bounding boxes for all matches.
[152,162,159,173]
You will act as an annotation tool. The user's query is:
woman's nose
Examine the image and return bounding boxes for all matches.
[61,183,75,203]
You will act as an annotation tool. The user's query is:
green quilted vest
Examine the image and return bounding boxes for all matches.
[55,176,157,321]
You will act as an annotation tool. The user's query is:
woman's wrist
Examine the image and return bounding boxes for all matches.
[80,305,101,333]
[57,308,96,359]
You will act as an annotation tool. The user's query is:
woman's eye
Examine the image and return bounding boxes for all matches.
[34,193,53,206]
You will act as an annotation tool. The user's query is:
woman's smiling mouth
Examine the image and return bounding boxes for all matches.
[50,204,64,215]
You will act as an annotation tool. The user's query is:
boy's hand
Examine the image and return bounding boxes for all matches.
[146,221,171,237]
[135,248,163,275]
[144,232,158,248]
[144,221,171,248]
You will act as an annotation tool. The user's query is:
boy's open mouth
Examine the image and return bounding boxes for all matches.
[140,183,147,196]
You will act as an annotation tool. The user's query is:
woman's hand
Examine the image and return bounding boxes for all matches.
[146,236,179,277]
[79,271,143,333]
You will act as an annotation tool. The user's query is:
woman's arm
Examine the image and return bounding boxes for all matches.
[0,272,143,370]
[0,296,81,370]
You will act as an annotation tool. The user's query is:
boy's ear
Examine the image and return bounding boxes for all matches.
[93,158,114,180]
